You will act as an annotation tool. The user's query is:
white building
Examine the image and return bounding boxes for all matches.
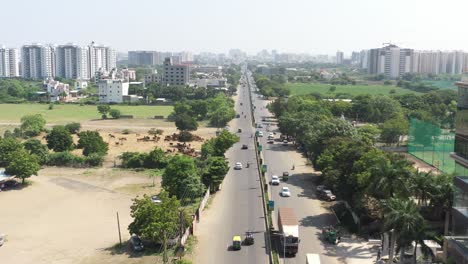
[55,44,89,80]
[44,79,71,102]
[121,68,136,81]
[336,51,344,64]
[89,43,116,77]
[98,71,129,103]
[0,46,19,77]
[75,80,88,90]
[21,44,55,79]
[162,57,190,86]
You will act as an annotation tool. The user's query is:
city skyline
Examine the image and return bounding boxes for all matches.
[2,0,468,54]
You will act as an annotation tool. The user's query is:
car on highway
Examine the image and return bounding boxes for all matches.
[241,144,248,149]
[234,162,243,170]
[281,186,291,197]
[130,234,144,252]
[271,175,280,185]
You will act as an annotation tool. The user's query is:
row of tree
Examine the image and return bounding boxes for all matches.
[270,94,453,262]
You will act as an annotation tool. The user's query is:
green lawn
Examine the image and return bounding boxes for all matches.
[287,83,421,96]
[0,104,173,123]
[422,80,457,90]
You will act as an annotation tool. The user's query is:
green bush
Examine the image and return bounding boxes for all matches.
[178,131,193,142]
[65,122,81,134]
[109,109,121,119]
[46,152,85,167]
[122,129,132,135]
[119,152,147,168]
[84,153,104,167]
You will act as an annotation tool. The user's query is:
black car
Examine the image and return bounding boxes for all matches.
[242,144,248,149]
[130,234,144,252]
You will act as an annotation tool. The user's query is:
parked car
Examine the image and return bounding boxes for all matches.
[317,188,336,201]
[271,175,280,185]
[151,195,162,204]
[281,186,291,197]
[257,131,264,137]
[282,140,288,146]
[267,139,274,144]
[241,144,248,149]
[234,162,243,170]
[130,234,144,252]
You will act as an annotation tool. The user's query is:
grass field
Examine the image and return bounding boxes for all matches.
[287,82,421,96]
[0,104,173,123]
[422,80,457,90]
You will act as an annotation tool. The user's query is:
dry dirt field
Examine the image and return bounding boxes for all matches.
[0,119,217,264]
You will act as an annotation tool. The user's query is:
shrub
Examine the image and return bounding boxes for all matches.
[48,103,54,110]
[65,122,81,134]
[178,131,193,142]
[119,152,148,168]
[122,129,132,135]
[84,153,104,167]
[109,109,121,119]
[46,152,85,167]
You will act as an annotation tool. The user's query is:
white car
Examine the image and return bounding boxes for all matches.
[257,131,264,137]
[234,162,243,170]
[151,195,162,204]
[281,186,291,197]
[271,175,280,185]
[282,140,288,146]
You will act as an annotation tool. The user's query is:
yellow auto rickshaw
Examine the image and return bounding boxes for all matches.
[232,236,241,250]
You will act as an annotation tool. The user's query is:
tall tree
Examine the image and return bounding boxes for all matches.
[162,155,204,201]
[23,139,48,164]
[46,126,74,152]
[0,137,23,167]
[202,156,229,192]
[5,149,40,184]
[77,131,108,156]
[20,114,46,137]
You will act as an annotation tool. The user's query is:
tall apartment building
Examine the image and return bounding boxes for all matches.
[128,51,159,66]
[88,43,116,76]
[55,44,89,79]
[367,45,412,79]
[0,46,19,77]
[21,44,55,79]
[162,57,190,86]
[336,51,344,64]
[444,78,468,263]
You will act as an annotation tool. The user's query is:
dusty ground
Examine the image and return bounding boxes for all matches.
[0,119,217,264]
[0,167,161,264]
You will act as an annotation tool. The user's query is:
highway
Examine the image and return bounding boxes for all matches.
[194,70,269,264]
[249,72,343,264]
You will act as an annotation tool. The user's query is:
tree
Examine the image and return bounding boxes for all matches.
[23,139,48,164]
[143,147,167,169]
[0,137,23,167]
[382,198,424,264]
[20,114,46,137]
[202,156,229,192]
[367,95,402,123]
[128,191,183,259]
[162,155,204,201]
[357,125,381,145]
[109,108,121,119]
[5,149,40,184]
[97,105,111,118]
[77,131,108,156]
[46,126,74,152]
[64,122,81,134]
[380,116,409,145]
[329,86,337,93]
[175,113,198,131]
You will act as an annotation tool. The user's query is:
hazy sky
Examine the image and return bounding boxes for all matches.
[2,0,467,55]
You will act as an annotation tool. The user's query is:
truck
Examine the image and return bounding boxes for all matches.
[278,207,300,256]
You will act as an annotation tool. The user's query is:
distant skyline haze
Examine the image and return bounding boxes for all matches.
[1,0,467,54]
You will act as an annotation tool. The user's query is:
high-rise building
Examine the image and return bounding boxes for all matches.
[336,51,344,64]
[366,45,412,79]
[55,44,89,79]
[162,57,190,86]
[21,44,55,79]
[444,78,468,263]
[128,51,159,66]
[88,43,116,77]
[0,46,19,77]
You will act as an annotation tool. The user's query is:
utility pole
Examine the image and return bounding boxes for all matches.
[116,212,122,246]
[163,230,168,264]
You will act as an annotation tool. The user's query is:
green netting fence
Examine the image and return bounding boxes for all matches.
[407,118,455,174]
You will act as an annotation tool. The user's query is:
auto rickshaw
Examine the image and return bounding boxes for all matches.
[322,226,339,244]
[244,232,254,245]
[238,128,242,133]
[282,171,289,181]
[232,236,242,250]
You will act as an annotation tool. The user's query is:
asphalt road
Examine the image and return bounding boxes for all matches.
[194,71,269,264]
[249,74,344,264]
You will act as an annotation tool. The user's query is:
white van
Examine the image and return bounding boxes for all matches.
[306,254,321,264]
